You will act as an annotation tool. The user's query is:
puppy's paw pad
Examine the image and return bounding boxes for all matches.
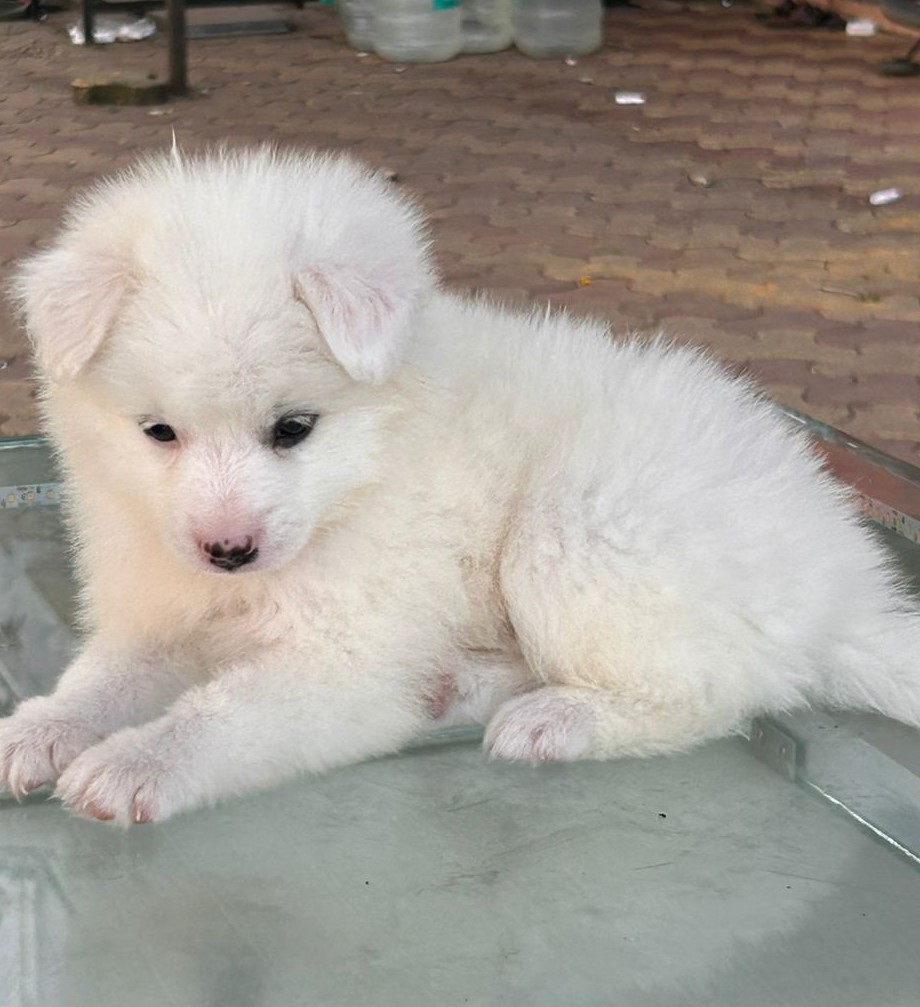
[0,704,103,798]
[484,690,594,762]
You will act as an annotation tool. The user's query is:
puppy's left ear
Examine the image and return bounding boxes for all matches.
[296,258,427,384]
[293,171,433,385]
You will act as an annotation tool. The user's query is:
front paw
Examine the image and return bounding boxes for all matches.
[55,723,193,826]
[0,698,105,798]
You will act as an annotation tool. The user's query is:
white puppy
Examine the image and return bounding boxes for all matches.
[3,147,919,826]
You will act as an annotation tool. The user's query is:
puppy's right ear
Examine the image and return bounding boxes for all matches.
[13,242,130,381]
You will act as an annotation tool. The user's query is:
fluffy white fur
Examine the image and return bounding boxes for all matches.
[2,147,919,826]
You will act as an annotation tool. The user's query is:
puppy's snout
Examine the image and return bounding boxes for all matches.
[200,535,259,571]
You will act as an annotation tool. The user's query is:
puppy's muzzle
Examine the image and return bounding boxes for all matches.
[201,536,259,572]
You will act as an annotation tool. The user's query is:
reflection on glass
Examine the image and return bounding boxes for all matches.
[0,846,69,1007]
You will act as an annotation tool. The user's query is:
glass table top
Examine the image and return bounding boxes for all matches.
[1,427,919,1007]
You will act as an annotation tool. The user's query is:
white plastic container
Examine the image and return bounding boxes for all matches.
[462,0,513,53]
[374,0,463,63]
[513,0,603,59]
[337,0,376,51]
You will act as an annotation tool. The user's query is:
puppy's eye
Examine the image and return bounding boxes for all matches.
[272,414,318,450]
[143,422,177,444]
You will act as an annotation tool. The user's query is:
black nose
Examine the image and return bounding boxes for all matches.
[203,538,259,571]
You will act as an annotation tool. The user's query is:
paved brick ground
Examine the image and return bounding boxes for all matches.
[1,1,919,462]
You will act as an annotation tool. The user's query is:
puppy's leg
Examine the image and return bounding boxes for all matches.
[0,642,197,798]
[54,651,429,825]
[490,512,753,763]
[484,686,730,762]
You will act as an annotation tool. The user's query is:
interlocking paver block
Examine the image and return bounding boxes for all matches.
[1,2,919,461]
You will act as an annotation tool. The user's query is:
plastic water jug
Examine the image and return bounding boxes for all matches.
[462,0,513,53]
[513,0,603,58]
[337,0,375,50]
[374,0,463,62]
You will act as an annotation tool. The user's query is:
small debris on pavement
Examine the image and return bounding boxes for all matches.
[845,18,878,35]
[819,285,879,302]
[869,188,902,206]
[614,91,646,106]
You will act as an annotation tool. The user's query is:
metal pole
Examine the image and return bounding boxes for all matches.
[166,0,188,95]
[82,0,94,45]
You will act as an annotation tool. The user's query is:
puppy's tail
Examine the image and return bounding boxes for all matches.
[821,609,920,728]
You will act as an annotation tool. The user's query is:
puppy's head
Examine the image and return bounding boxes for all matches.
[13,147,435,576]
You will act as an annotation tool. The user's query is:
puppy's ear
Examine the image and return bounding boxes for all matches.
[295,256,425,384]
[13,242,130,381]
[292,165,433,384]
